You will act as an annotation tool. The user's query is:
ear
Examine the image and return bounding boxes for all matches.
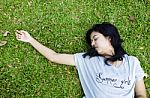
[106,36,111,41]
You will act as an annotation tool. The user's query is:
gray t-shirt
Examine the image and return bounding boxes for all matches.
[74,53,144,98]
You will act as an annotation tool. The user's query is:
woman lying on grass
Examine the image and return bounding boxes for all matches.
[16,22,147,98]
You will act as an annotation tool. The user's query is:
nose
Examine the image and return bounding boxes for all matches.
[91,40,95,47]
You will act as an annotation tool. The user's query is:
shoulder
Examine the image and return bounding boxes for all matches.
[74,52,85,56]
[125,54,140,63]
[124,55,142,70]
[74,53,104,59]
[74,52,104,63]
[74,53,87,62]
[74,53,86,59]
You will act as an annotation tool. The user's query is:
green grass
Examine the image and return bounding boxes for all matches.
[0,0,150,97]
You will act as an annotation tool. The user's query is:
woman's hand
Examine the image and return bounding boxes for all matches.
[16,30,32,43]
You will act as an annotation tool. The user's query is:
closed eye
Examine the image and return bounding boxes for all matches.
[91,38,97,43]
[94,38,97,41]
[93,37,98,41]
[91,35,99,42]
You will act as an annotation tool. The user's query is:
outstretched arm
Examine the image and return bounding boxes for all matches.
[16,30,75,66]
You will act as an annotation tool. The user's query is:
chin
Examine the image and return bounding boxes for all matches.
[97,51,103,55]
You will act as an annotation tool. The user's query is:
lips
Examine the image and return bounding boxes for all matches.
[93,45,98,48]
[95,47,98,50]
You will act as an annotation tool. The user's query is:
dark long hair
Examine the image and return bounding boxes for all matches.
[83,22,127,65]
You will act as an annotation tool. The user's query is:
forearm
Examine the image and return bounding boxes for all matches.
[29,37,56,61]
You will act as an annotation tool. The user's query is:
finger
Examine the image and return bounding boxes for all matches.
[16,35,19,40]
[16,37,22,41]
[16,30,22,35]
[16,36,20,40]
[15,32,21,37]
[16,34,21,39]
[15,32,19,36]
[16,30,20,33]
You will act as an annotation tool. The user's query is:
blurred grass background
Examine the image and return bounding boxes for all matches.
[0,0,150,98]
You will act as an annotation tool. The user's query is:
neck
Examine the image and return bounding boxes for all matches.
[103,49,115,58]
[108,60,123,67]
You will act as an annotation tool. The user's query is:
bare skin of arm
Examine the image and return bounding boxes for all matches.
[135,79,147,98]
[16,30,75,66]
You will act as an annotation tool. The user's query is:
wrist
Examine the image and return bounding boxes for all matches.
[28,36,34,44]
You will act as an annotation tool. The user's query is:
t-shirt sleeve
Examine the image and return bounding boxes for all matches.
[74,53,85,69]
[135,58,145,82]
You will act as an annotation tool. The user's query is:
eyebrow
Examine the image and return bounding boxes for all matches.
[92,35,98,39]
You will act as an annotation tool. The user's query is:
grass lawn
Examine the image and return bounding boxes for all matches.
[0,0,150,97]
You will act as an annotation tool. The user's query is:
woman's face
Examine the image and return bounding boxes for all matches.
[90,31,114,57]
